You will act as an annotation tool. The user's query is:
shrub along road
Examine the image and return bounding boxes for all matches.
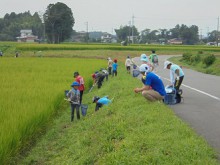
[133,55,220,159]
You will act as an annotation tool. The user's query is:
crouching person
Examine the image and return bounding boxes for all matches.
[92,71,105,89]
[134,64,166,101]
[66,82,80,121]
[93,96,111,111]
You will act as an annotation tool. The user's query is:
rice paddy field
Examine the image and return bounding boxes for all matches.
[0,57,106,163]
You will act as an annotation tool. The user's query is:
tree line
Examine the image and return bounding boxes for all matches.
[115,24,220,45]
[0,2,219,45]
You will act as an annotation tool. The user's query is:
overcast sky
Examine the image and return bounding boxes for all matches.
[0,0,219,35]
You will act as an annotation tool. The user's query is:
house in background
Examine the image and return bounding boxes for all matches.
[168,38,183,45]
[16,29,38,42]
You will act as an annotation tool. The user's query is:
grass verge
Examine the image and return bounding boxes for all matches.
[20,63,218,165]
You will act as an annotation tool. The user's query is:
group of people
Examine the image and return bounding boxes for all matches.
[0,51,19,57]
[134,50,184,102]
[66,57,119,121]
[66,52,184,121]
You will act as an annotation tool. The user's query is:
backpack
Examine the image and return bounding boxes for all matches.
[152,54,158,63]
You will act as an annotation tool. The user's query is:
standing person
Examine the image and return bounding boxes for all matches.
[149,50,159,72]
[107,57,113,75]
[140,54,154,72]
[164,61,184,90]
[0,50,3,57]
[73,71,85,104]
[66,82,81,121]
[125,55,132,74]
[134,64,166,101]
[112,59,118,77]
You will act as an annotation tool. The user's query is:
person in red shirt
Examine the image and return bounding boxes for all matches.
[73,72,85,104]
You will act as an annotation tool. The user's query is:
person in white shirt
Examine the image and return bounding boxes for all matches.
[125,55,132,73]
[164,61,184,90]
[107,57,113,75]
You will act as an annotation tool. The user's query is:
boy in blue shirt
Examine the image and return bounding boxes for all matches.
[112,59,118,77]
[66,81,81,121]
[93,96,111,111]
[134,64,166,101]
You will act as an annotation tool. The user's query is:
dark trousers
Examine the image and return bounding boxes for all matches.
[97,76,105,88]
[112,70,117,77]
[70,104,80,121]
[95,103,103,111]
[174,76,184,90]
[108,67,112,75]
[80,90,84,104]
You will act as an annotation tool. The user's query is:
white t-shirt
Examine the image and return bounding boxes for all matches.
[125,58,132,66]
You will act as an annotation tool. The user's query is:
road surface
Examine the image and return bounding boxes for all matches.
[133,55,220,159]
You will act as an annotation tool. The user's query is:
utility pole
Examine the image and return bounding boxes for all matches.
[132,15,134,44]
[200,28,203,40]
[217,16,219,46]
[128,21,131,45]
[85,22,89,44]
[207,27,209,43]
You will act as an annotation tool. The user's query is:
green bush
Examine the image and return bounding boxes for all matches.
[182,53,192,62]
[203,54,216,67]
[198,50,203,54]
[190,54,201,64]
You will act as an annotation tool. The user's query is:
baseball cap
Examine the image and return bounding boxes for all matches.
[164,61,172,69]
[140,54,149,62]
[93,96,100,103]
[71,81,80,87]
[139,64,150,73]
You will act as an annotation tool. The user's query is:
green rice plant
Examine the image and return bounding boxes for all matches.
[0,57,106,164]
[14,43,220,53]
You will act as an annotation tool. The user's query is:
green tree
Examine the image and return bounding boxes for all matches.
[115,25,139,43]
[170,24,199,45]
[44,2,75,43]
[208,30,220,43]
[0,11,43,41]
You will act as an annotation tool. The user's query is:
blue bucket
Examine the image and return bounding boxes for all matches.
[164,87,176,105]
[81,104,88,116]
[133,70,140,77]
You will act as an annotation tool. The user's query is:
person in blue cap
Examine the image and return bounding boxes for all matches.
[93,96,111,111]
[66,81,81,121]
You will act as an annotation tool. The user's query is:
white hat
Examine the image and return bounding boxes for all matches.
[139,64,150,73]
[140,54,149,62]
[164,61,172,69]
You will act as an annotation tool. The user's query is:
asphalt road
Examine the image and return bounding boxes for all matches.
[133,55,220,159]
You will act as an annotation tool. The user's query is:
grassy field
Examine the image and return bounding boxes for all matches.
[20,63,218,165]
[1,42,220,58]
[0,57,106,164]
[170,54,220,76]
